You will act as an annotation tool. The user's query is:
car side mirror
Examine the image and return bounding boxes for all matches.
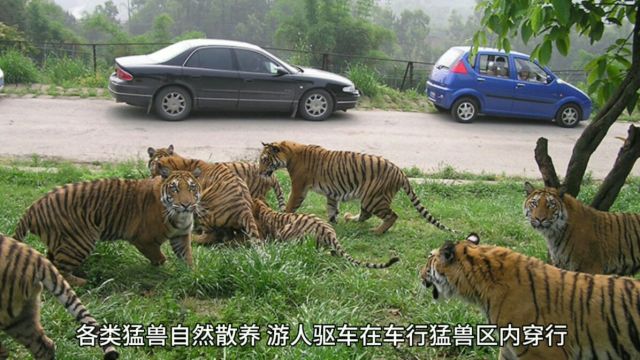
[546,75,554,84]
[274,66,288,76]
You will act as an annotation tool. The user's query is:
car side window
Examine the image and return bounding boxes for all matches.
[185,48,233,71]
[515,58,549,83]
[236,49,279,74]
[477,54,510,78]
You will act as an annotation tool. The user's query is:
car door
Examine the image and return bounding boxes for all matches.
[182,47,240,110]
[511,57,559,119]
[473,53,515,115]
[234,49,297,111]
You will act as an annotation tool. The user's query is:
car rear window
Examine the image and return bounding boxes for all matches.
[435,48,465,69]
[148,41,193,63]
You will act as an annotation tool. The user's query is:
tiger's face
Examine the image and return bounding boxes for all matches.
[159,167,202,216]
[420,233,480,300]
[523,182,567,232]
[259,142,287,177]
[148,144,175,177]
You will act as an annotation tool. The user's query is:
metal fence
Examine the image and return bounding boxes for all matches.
[0,40,586,91]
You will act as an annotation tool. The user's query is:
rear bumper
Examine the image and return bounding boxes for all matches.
[426,81,453,109]
[108,74,152,107]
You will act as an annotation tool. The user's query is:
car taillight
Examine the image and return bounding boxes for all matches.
[116,66,133,81]
[451,60,468,74]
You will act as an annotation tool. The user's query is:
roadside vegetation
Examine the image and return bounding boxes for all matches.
[2,159,640,359]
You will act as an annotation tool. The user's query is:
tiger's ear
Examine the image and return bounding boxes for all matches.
[147,147,156,158]
[159,166,171,179]
[466,233,479,245]
[440,241,456,265]
[168,144,174,155]
[192,167,202,179]
[524,181,535,195]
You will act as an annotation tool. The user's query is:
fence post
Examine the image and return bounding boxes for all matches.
[92,44,97,76]
[408,62,414,89]
[322,53,328,70]
[400,61,414,91]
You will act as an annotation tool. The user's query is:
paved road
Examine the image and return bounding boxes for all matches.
[0,97,637,179]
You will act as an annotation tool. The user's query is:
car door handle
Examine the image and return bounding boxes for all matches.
[516,83,525,88]
[244,79,255,83]
[476,77,486,82]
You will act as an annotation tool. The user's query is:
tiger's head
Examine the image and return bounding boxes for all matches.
[259,142,288,177]
[148,144,175,177]
[158,165,202,216]
[420,233,480,301]
[523,182,567,234]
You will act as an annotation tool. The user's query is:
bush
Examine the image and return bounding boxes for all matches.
[346,63,386,97]
[43,57,93,86]
[0,50,40,84]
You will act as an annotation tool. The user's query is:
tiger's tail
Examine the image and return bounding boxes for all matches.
[38,257,119,360]
[402,177,457,233]
[13,209,33,241]
[272,179,287,211]
[329,234,399,269]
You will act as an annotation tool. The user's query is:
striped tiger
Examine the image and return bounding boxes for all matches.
[258,141,457,234]
[14,167,202,286]
[253,199,399,268]
[153,154,261,245]
[148,145,286,211]
[420,233,640,359]
[0,234,118,360]
[524,182,640,275]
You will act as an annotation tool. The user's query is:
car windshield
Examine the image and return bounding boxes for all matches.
[435,48,465,69]
[148,41,193,63]
[262,49,300,73]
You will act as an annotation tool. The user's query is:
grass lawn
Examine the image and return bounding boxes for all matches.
[2,159,640,359]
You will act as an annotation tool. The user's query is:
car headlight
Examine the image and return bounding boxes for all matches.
[343,85,358,94]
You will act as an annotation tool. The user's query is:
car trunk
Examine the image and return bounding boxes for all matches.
[429,47,466,86]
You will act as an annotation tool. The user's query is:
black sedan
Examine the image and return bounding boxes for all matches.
[108,39,360,121]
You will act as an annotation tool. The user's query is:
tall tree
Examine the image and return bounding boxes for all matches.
[475,0,640,210]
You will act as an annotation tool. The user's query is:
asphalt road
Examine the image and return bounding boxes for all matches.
[0,97,636,179]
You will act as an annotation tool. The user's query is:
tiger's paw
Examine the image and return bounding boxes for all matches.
[344,213,357,222]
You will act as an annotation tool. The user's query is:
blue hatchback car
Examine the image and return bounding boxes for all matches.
[427,47,592,127]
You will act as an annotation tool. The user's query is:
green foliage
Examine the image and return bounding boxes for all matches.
[347,63,385,97]
[43,57,92,86]
[0,49,39,84]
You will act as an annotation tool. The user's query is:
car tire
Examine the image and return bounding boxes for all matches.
[299,89,333,121]
[555,103,581,128]
[451,97,478,123]
[154,86,192,121]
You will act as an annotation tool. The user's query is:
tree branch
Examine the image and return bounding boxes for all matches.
[534,137,561,188]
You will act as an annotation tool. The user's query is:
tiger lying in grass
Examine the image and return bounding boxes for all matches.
[14,167,201,286]
[0,234,118,360]
[524,182,640,275]
[148,145,286,211]
[258,140,457,234]
[252,199,399,268]
[421,233,640,359]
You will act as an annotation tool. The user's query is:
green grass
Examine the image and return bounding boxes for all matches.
[2,160,640,359]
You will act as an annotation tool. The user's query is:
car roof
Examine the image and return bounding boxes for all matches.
[176,39,263,51]
[451,46,528,57]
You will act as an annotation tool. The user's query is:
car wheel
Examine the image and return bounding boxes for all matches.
[154,86,192,121]
[451,97,478,123]
[299,89,333,121]
[555,103,581,128]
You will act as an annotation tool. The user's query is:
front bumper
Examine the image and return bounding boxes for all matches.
[335,90,360,111]
[108,74,152,107]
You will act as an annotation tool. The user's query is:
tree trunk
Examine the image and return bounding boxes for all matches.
[534,137,560,188]
[562,4,640,199]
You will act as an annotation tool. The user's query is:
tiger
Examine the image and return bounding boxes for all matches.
[153,154,261,245]
[420,233,640,360]
[524,181,640,275]
[13,166,202,286]
[252,199,399,268]
[258,140,457,234]
[0,234,119,360]
[148,145,286,211]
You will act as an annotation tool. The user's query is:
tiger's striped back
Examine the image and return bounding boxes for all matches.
[252,199,399,268]
[421,234,640,359]
[524,182,640,275]
[0,234,118,359]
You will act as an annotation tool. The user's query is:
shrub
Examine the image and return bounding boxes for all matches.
[43,57,92,86]
[346,63,387,97]
[0,50,39,84]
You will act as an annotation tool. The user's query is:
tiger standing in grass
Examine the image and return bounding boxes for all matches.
[153,154,261,245]
[0,234,119,360]
[421,233,640,359]
[252,199,399,268]
[258,140,457,234]
[14,167,202,286]
[148,145,286,211]
[524,182,640,275]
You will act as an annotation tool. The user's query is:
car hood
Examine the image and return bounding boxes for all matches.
[557,79,590,102]
[115,55,159,68]
[297,67,354,85]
